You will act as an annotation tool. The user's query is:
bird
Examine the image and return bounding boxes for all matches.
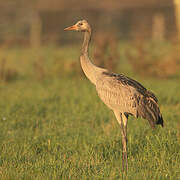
[64,20,164,171]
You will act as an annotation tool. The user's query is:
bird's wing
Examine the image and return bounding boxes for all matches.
[96,71,163,128]
[96,71,141,114]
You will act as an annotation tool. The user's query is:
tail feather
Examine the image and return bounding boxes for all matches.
[156,114,164,127]
[137,96,164,128]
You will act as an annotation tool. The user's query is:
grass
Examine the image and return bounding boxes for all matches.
[0,46,179,179]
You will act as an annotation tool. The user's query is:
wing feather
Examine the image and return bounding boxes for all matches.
[96,71,163,128]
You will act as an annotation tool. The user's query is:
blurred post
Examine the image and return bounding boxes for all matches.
[152,13,165,40]
[30,10,42,48]
[174,0,180,40]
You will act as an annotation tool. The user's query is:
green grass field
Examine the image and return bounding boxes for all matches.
[0,46,179,179]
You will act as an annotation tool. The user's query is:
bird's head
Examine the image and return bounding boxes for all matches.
[64,20,90,32]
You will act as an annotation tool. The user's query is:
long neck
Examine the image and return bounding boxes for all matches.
[81,29,91,55]
[80,28,106,85]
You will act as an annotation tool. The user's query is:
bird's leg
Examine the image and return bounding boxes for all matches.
[114,111,128,172]
[120,113,128,172]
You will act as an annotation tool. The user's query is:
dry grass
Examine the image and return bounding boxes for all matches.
[126,40,180,78]
[0,58,18,82]
[93,32,119,72]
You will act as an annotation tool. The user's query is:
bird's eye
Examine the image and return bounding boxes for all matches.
[79,22,83,26]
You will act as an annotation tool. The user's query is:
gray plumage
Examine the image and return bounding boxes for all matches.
[96,71,163,128]
[64,19,164,172]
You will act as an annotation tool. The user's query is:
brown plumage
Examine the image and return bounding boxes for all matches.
[64,19,164,172]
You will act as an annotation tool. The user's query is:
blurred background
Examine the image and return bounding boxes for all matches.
[0,0,180,81]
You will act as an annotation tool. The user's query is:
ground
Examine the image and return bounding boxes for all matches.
[0,46,179,179]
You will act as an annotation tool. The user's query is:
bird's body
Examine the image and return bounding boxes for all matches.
[96,71,163,128]
[64,20,163,171]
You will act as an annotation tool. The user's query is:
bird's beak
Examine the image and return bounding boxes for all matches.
[64,25,77,31]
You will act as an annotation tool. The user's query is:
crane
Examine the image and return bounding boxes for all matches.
[64,20,164,171]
